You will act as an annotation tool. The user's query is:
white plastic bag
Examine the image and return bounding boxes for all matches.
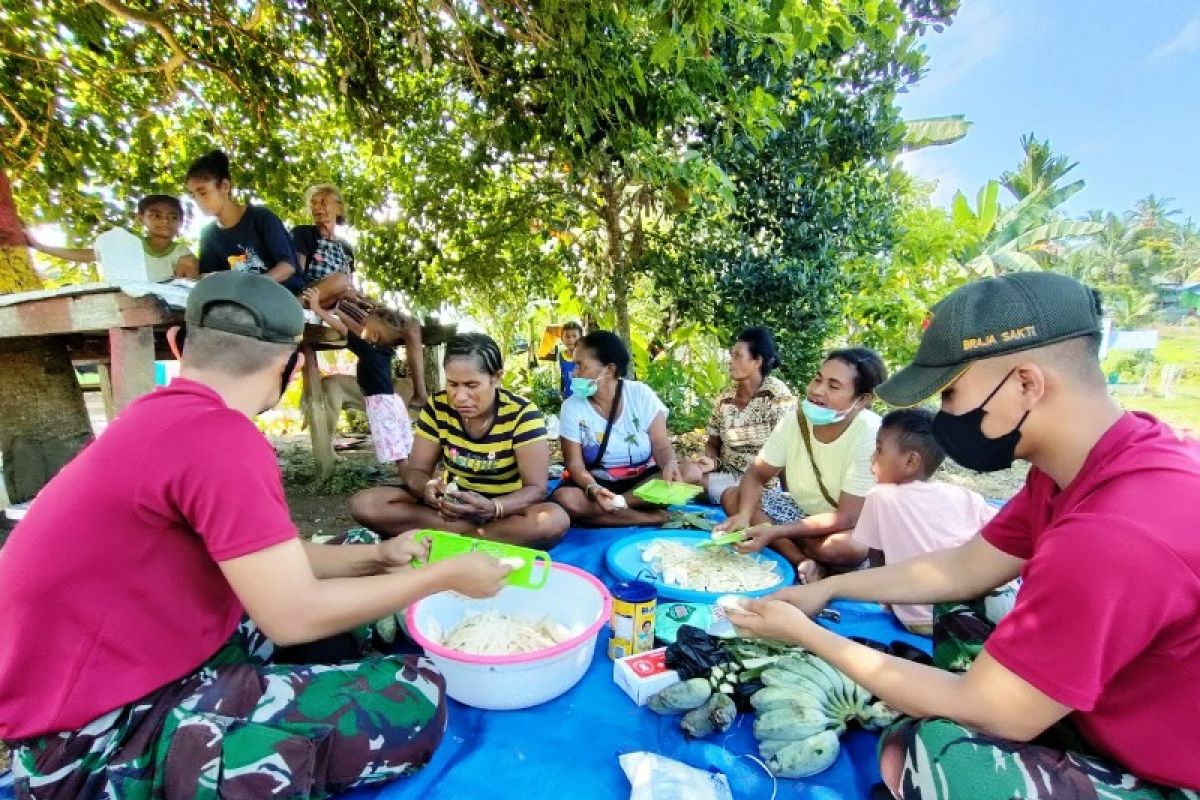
[618,752,733,800]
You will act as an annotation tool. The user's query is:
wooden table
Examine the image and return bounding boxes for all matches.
[0,283,345,502]
[0,282,457,501]
[0,284,177,503]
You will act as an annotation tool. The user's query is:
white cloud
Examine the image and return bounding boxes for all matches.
[1147,16,1200,63]
[897,149,964,208]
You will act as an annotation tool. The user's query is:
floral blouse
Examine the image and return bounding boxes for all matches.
[705,375,796,475]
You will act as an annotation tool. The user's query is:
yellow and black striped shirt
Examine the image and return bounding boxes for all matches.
[415,389,547,497]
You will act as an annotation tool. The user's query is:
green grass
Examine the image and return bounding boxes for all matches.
[1118,391,1200,433]
[1109,325,1200,433]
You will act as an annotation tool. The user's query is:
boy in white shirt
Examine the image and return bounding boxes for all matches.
[852,407,998,634]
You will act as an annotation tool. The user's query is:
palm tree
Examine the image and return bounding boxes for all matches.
[1129,194,1182,231]
[1164,220,1200,284]
[1105,286,1157,328]
[1000,133,1079,200]
[1071,213,1148,284]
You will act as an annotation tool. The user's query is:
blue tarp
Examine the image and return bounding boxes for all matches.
[0,514,930,800]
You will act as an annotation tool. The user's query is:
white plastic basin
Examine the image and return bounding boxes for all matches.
[405,563,612,710]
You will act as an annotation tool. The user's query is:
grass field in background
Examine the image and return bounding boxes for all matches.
[1112,325,1200,434]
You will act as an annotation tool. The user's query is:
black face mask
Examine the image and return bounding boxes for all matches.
[932,368,1030,473]
[280,348,301,398]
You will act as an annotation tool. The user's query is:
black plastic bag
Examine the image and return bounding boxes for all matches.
[664,625,727,679]
[665,626,762,712]
[730,676,763,713]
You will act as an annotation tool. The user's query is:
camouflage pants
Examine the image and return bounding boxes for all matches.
[10,530,446,800]
[881,583,1197,799]
[882,717,1197,800]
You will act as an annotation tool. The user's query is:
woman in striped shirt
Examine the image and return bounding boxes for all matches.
[349,333,570,548]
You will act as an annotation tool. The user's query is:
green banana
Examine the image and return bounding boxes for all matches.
[749,686,828,714]
[648,677,712,714]
[803,654,846,695]
[860,699,902,730]
[759,668,810,688]
[757,738,794,760]
[753,707,835,741]
[773,654,812,676]
[767,731,842,778]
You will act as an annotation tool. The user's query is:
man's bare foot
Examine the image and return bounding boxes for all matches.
[796,558,827,585]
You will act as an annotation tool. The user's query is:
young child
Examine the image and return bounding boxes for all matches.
[25,194,199,281]
[303,289,418,467]
[539,320,583,399]
[850,407,998,635]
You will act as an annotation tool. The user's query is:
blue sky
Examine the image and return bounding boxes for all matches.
[897,1,1200,221]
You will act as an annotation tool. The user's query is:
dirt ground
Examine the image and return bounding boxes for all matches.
[277,434,1029,539]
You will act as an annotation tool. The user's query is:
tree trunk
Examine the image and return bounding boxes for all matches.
[418,318,456,400]
[599,171,632,347]
[0,338,94,502]
[0,167,43,294]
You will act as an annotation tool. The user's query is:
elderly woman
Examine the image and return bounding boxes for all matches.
[716,347,886,582]
[295,184,428,408]
[290,184,356,309]
[552,331,704,527]
[699,326,796,504]
[349,333,570,548]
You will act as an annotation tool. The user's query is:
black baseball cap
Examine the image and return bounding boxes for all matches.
[185,271,305,344]
[876,272,1103,407]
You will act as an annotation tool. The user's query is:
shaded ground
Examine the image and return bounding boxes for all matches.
[277,432,1029,541]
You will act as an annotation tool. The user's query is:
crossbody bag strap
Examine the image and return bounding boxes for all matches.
[584,378,624,471]
[797,408,839,509]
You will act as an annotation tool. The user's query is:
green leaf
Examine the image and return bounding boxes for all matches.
[901,115,972,151]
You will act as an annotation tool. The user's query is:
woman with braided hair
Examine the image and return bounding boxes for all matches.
[349,332,570,548]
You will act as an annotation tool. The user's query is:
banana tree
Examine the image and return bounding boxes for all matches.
[951,180,1102,276]
[902,115,972,151]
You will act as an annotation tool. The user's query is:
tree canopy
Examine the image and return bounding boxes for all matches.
[3,0,957,367]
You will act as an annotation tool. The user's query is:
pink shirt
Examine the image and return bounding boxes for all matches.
[982,413,1200,789]
[852,481,996,627]
[0,379,297,740]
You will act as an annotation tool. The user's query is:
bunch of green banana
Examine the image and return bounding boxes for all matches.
[750,653,900,778]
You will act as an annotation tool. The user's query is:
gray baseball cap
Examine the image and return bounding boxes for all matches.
[185,271,305,344]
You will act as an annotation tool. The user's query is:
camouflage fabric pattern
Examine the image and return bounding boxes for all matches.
[881,582,1196,799]
[12,611,445,799]
[930,580,1019,673]
[883,717,1198,800]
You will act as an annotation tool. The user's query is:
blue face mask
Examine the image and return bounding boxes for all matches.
[570,376,599,398]
[801,397,860,427]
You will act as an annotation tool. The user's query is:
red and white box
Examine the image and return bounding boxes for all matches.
[613,647,681,706]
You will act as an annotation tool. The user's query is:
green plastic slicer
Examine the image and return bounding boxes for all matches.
[411,529,551,589]
[695,530,747,549]
[695,523,769,549]
[632,479,704,506]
